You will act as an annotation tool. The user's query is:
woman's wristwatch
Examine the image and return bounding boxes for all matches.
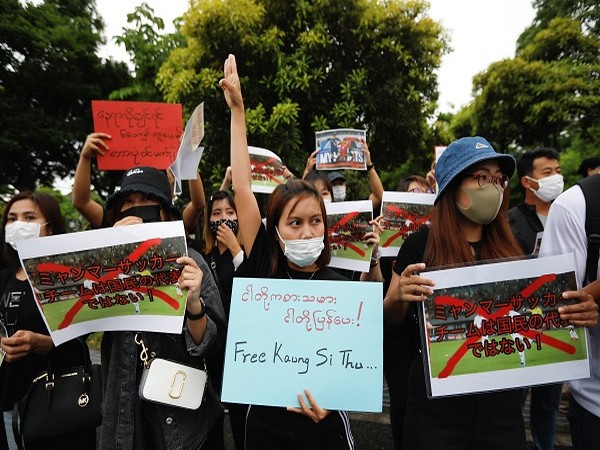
[370,249,382,268]
[185,297,206,320]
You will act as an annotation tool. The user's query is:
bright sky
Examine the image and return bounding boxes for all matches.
[96,0,536,112]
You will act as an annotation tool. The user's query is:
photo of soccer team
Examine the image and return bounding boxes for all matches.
[380,202,432,250]
[315,129,367,171]
[422,271,587,378]
[327,211,373,262]
[22,236,188,330]
[249,146,287,193]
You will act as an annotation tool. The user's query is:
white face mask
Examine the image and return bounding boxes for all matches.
[4,221,44,250]
[276,227,324,267]
[332,185,346,202]
[527,174,564,203]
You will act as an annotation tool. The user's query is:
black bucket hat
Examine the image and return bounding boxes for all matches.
[106,167,177,215]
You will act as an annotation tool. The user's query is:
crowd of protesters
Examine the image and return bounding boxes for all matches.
[0,53,598,450]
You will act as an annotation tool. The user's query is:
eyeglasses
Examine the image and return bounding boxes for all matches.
[408,188,435,194]
[469,173,510,189]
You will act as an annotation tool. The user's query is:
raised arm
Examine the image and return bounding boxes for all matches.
[364,145,384,210]
[301,150,317,179]
[72,133,109,228]
[219,166,233,192]
[219,54,262,255]
[182,173,206,233]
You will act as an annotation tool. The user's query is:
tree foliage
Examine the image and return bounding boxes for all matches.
[517,0,600,51]
[157,0,447,179]
[0,0,131,191]
[110,2,186,101]
[452,4,600,168]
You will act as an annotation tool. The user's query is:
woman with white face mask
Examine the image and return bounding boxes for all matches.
[0,191,96,450]
[221,54,354,449]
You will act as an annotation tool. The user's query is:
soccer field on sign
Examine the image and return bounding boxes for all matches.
[379,229,406,248]
[42,285,185,331]
[330,241,370,261]
[429,329,587,378]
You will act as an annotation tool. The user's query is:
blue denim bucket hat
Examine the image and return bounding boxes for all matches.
[435,136,515,203]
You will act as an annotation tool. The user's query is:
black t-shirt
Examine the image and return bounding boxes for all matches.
[386,227,430,341]
[0,271,85,410]
[382,230,426,392]
[0,274,51,409]
[237,224,347,426]
[389,227,482,340]
[392,227,429,278]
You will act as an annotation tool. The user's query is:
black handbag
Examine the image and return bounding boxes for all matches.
[12,338,102,448]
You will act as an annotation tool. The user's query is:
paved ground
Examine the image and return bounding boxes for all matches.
[221,405,572,449]
[91,350,573,449]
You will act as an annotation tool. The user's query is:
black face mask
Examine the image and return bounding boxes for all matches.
[119,205,162,223]
[209,218,239,236]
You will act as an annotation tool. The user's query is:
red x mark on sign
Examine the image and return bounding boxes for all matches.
[35,238,183,329]
[381,204,431,248]
[432,273,576,378]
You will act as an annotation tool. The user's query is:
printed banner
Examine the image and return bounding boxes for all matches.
[221,277,383,412]
[419,252,589,398]
[380,192,434,257]
[92,100,183,170]
[17,222,188,345]
[249,146,287,194]
[315,129,367,171]
[326,200,374,272]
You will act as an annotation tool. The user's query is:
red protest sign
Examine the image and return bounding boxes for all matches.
[92,100,183,170]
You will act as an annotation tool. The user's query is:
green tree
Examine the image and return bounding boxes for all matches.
[110,2,186,101]
[0,0,131,191]
[453,15,600,162]
[157,0,447,181]
[517,0,599,51]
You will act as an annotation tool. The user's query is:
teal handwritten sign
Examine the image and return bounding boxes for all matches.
[221,277,383,412]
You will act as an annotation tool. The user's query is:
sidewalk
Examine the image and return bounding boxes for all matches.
[91,350,573,449]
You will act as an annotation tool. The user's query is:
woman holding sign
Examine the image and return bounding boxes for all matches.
[0,191,95,449]
[100,167,226,450]
[383,137,526,449]
[221,54,355,449]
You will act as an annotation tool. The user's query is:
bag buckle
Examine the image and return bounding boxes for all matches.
[134,333,151,369]
[168,370,187,399]
[44,372,54,406]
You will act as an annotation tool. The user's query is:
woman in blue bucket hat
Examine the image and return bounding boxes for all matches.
[384,136,526,449]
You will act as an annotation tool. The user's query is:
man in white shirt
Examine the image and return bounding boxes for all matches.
[539,175,600,450]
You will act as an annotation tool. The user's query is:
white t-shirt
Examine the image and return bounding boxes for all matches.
[540,185,600,418]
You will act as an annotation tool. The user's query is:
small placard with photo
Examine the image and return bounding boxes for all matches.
[315,129,367,171]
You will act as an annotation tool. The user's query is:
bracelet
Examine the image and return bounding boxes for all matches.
[185,297,206,321]
[371,249,382,262]
[366,164,374,171]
